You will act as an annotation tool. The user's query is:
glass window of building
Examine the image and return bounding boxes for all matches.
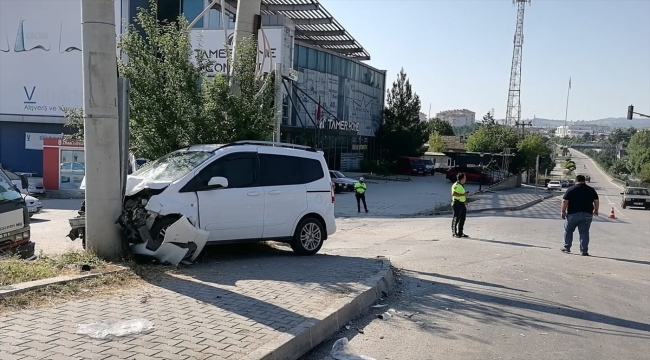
[317,51,326,72]
[298,45,308,68]
[308,48,318,70]
[207,7,235,29]
[183,0,203,28]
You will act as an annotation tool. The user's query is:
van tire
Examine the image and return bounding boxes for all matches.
[291,217,324,256]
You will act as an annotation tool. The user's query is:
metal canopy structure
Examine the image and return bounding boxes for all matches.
[258,0,371,60]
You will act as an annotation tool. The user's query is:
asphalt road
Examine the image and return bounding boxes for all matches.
[302,150,650,360]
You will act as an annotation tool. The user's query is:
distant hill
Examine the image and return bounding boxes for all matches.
[525,117,650,129]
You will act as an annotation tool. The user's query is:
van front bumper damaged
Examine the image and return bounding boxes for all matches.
[131,216,208,265]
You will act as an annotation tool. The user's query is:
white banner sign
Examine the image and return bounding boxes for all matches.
[190,28,283,77]
[0,0,123,117]
[25,132,64,150]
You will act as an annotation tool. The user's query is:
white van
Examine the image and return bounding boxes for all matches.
[118,141,337,264]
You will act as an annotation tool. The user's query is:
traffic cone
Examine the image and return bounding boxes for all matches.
[608,207,616,219]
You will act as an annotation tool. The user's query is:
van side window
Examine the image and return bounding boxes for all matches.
[302,158,324,183]
[259,154,304,186]
[194,152,258,191]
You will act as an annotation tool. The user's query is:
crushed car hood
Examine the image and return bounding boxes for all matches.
[124,176,171,196]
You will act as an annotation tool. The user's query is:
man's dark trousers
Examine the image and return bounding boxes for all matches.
[452,200,467,235]
[356,193,368,212]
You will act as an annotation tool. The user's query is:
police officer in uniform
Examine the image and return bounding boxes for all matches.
[354,177,369,213]
[451,173,471,238]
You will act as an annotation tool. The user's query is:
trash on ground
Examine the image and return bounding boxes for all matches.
[388,308,397,314]
[371,304,388,308]
[76,319,154,339]
[377,312,392,320]
[331,337,376,360]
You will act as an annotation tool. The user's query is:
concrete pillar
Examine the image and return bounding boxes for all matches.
[81,0,122,259]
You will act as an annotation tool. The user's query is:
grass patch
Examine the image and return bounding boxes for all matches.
[0,250,108,287]
[0,258,177,315]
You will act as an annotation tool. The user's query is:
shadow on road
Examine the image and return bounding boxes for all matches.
[468,237,552,250]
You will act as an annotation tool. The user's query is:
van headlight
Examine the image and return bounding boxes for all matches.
[16,233,23,241]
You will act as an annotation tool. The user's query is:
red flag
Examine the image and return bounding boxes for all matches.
[316,97,322,121]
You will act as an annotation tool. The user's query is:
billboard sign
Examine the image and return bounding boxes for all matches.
[0,0,122,117]
[25,132,64,150]
[190,28,283,77]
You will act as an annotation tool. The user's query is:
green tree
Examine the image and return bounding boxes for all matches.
[426,118,454,136]
[377,68,428,160]
[626,129,650,175]
[428,132,447,152]
[608,127,637,145]
[517,134,550,169]
[465,122,519,153]
[609,159,629,175]
[115,1,275,159]
[639,163,650,183]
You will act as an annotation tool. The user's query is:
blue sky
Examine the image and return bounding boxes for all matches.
[320,0,650,121]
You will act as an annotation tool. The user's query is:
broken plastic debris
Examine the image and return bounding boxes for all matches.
[371,304,388,308]
[76,319,154,339]
[331,337,376,360]
[377,312,392,320]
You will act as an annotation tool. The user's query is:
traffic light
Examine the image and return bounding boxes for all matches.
[627,105,634,120]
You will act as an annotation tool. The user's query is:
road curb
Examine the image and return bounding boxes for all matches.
[0,267,129,297]
[242,257,395,360]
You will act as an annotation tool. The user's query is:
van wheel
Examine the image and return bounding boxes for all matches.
[621,203,626,209]
[147,217,180,251]
[291,217,324,256]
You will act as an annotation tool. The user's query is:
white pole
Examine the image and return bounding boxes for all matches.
[274,63,283,142]
[81,0,121,259]
[563,76,571,136]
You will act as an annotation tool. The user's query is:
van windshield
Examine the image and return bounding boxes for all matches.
[131,150,213,182]
[0,170,22,202]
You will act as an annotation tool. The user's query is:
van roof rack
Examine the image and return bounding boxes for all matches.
[230,140,317,152]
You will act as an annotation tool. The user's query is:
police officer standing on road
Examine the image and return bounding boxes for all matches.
[354,177,369,213]
[451,173,471,238]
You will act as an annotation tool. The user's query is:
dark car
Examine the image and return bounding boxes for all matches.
[445,166,493,184]
[329,171,356,193]
[397,157,427,176]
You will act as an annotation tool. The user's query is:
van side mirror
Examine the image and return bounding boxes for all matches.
[208,176,228,189]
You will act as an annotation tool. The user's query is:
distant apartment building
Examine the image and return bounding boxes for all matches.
[419,112,428,122]
[436,109,476,127]
[555,125,596,137]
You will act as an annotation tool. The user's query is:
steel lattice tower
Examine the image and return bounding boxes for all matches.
[505,0,531,126]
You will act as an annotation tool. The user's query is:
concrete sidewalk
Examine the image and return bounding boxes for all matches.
[422,186,556,216]
[0,247,393,360]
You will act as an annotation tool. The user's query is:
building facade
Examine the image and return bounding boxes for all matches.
[0,0,386,175]
[436,109,476,127]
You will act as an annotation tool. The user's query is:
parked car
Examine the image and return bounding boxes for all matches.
[620,187,650,210]
[560,180,571,188]
[3,169,29,194]
[445,166,493,184]
[329,171,356,193]
[421,159,435,175]
[547,180,562,191]
[27,180,45,196]
[115,141,337,265]
[397,157,427,176]
[22,193,43,217]
[575,173,591,182]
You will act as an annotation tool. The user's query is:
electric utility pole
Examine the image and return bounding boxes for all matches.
[81,0,121,259]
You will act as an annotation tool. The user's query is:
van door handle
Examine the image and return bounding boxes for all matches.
[268,190,281,195]
[247,191,260,196]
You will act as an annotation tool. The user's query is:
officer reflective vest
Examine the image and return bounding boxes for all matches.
[451,182,466,202]
[354,182,367,194]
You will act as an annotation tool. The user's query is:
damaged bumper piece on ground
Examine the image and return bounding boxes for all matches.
[131,216,208,265]
[118,188,209,265]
